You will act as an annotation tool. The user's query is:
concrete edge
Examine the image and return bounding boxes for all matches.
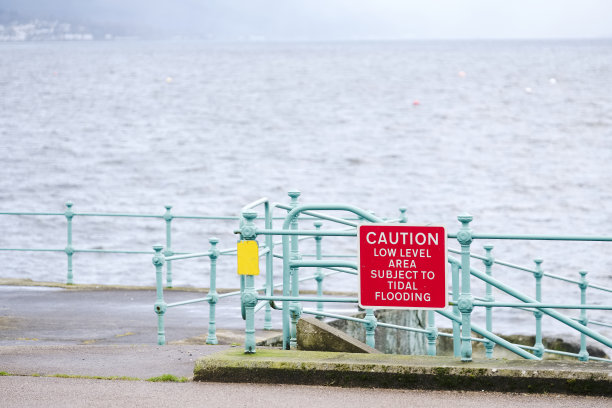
[193,349,612,396]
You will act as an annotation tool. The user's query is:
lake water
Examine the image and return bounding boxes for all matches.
[0,39,611,343]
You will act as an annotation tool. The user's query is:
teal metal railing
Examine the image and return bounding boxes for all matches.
[0,201,348,287]
[150,194,365,345]
[230,193,612,362]
[3,196,611,362]
[0,202,242,286]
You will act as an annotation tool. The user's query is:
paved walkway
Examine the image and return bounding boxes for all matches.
[1,283,611,406]
[2,376,610,408]
[0,284,281,346]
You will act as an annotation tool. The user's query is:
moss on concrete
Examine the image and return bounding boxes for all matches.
[50,374,141,381]
[0,372,141,381]
[146,374,189,382]
[193,348,612,396]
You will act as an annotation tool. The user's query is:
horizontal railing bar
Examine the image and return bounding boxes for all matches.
[0,213,361,221]
[588,356,612,363]
[589,320,612,328]
[460,258,612,348]
[257,295,358,303]
[218,290,241,299]
[428,332,489,343]
[296,271,341,284]
[301,254,357,258]
[248,229,357,237]
[489,259,538,274]
[588,283,612,293]
[273,253,358,273]
[242,197,269,212]
[447,291,487,302]
[515,344,538,351]
[301,309,368,324]
[471,233,612,242]
[540,273,581,285]
[515,345,612,363]
[0,248,65,252]
[324,266,358,275]
[461,301,612,310]
[0,210,355,221]
[274,203,360,227]
[448,248,612,290]
[74,213,161,218]
[173,215,240,220]
[376,321,429,334]
[276,252,357,274]
[75,249,153,254]
[437,309,539,360]
[0,212,63,216]
[165,251,212,261]
[290,260,358,270]
[448,247,486,260]
[280,216,357,221]
[540,349,582,358]
[167,296,210,308]
[448,256,611,293]
[79,213,240,220]
[266,216,359,221]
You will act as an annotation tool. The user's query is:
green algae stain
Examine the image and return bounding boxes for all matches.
[50,374,140,381]
[147,374,189,383]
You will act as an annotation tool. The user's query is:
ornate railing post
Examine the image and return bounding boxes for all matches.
[426,310,438,356]
[64,201,74,284]
[533,259,545,358]
[163,205,174,288]
[364,309,377,348]
[578,270,589,361]
[288,190,302,349]
[398,207,407,223]
[263,201,273,330]
[456,214,474,362]
[240,210,259,354]
[483,245,495,358]
[152,246,167,345]
[314,221,324,320]
[451,261,461,357]
[206,237,220,345]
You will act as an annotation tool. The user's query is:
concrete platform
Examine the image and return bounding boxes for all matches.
[193,349,612,396]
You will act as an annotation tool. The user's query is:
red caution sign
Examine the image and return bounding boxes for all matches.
[358,224,447,310]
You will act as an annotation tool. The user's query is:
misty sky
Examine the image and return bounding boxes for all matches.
[2,0,611,40]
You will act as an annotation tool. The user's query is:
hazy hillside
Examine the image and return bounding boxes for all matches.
[0,0,610,41]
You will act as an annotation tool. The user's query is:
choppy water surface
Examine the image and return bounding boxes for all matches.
[1,40,611,341]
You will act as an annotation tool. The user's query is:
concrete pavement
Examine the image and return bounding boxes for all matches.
[2,376,611,408]
[1,282,611,405]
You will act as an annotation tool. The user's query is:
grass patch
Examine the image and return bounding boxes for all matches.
[147,374,189,383]
[0,371,9,376]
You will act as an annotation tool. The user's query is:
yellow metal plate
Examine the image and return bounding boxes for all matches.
[237,240,260,276]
